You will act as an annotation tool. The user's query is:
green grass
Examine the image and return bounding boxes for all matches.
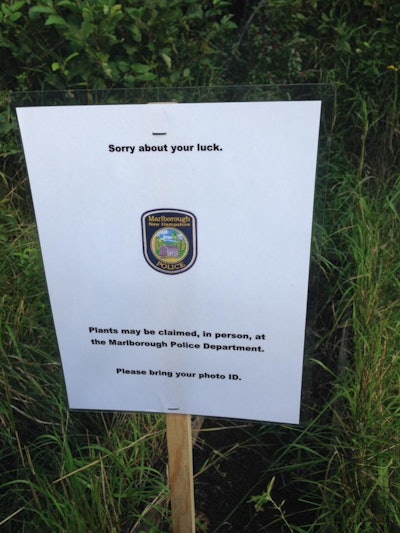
[0,183,169,531]
[240,171,400,532]
[322,175,400,532]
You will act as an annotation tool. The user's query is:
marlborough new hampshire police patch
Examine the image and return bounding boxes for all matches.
[141,209,197,274]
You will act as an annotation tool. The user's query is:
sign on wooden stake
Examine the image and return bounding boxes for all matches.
[16,93,323,531]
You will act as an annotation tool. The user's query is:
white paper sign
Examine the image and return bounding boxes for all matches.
[17,100,321,423]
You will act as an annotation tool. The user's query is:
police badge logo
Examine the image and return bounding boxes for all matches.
[141,209,197,274]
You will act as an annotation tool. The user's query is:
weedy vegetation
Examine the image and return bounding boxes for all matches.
[1,1,399,531]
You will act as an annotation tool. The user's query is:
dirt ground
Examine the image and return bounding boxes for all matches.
[194,418,282,532]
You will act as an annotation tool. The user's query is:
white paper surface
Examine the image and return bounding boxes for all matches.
[17,100,321,423]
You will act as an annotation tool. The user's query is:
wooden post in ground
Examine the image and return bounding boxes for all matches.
[166,414,196,533]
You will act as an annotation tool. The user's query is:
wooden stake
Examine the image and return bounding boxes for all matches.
[166,414,196,533]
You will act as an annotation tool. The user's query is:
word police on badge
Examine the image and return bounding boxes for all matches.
[141,209,197,274]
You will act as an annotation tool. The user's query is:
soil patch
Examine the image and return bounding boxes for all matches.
[193,418,317,532]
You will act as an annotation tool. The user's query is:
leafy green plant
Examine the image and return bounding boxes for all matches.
[0,0,236,91]
[251,477,297,532]
[230,0,400,178]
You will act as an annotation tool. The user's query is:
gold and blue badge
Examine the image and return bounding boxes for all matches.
[141,209,197,274]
